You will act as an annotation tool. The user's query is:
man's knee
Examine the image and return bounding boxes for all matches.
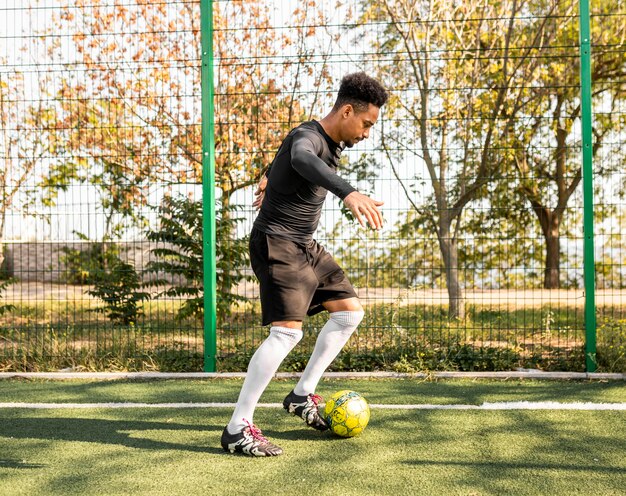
[269,325,303,347]
[329,309,365,330]
[323,297,363,313]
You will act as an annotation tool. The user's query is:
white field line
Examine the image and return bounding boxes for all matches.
[1,371,625,380]
[0,401,625,410]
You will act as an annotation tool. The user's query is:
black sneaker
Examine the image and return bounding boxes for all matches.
[220,421,283,457]
[282,390,329,431]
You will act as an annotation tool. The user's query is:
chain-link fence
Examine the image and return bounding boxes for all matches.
[1,0,624,372]
[1,0,205,370]
[592,1,626,371]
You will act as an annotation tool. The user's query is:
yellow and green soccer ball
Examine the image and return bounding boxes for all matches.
[323,390,370,437]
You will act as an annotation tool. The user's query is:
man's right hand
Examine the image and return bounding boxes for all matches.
[343,191,384,230]
[253,176,268,210]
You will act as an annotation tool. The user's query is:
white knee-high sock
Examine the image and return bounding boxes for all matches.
[294,310,364,396]
[227,326,302,433]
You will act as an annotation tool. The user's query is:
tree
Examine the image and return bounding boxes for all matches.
[510,0,626,288]
[49,0,333,202]
[44,0,327,309]
[361,0,561,318]
[46,2,204,234]
[596,208,626,290]
[331,211,444,289]
[460,199,547,289]
[0,57,57,270]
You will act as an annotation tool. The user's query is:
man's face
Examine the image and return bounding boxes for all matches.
[340,103,380,148]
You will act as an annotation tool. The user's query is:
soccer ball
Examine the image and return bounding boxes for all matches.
[323,390,370,437]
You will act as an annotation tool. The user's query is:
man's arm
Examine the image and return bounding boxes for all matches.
[291,135,384,230]
[290,135,356,199]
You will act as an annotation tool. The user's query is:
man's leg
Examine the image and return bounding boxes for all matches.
[283,298,364,430]
[227,321,302,432]
[221,321,302,456]
[294,297,364,396]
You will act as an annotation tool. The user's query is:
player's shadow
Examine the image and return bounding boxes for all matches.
[0,417,226,455]
[265,427,337,442]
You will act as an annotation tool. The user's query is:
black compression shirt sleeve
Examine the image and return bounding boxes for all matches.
[290,135,357,200]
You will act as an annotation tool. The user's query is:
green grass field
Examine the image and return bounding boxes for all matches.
[1,378,625,496]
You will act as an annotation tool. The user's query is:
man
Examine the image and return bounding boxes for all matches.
[221,72,388,456]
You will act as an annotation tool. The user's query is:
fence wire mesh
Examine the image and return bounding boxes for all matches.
[1,0,205,370]
[0,0,624,372]
[591,1,626,369]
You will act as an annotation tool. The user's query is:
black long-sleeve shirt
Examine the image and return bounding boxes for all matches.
[253,120,356,242]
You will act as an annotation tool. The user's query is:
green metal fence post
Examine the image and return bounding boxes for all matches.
[200,0,217,372]
[578,0,597,372]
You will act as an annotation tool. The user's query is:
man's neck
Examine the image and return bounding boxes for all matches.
[318,114,342,144]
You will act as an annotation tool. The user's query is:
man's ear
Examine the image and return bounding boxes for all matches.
[341,104,354,119]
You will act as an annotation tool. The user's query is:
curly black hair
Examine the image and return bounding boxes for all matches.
[332,72,388,113]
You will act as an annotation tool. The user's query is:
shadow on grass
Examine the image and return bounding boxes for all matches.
[264,426,340,442]
[401,459,625,474]
[386,408,626,494]
[0,459,46,469]
[0,417,226,455]
[328,379,626,407]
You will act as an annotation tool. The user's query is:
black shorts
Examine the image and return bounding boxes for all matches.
[249,228,357,326]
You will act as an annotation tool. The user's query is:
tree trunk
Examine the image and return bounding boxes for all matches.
[216,192,232,320]
[544,220,561,289]
[0,212,5,274]
[532,205,561,289]
[438,225,465,320]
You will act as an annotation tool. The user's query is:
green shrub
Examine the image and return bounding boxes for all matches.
[597,319,626,372]
[88,259,150,325]
[59,233,122,285]
[0,278,16,316]
[145,195,251,321]
[0,246,11,280]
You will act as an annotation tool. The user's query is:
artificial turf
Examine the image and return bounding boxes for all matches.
[1,378,625,496]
